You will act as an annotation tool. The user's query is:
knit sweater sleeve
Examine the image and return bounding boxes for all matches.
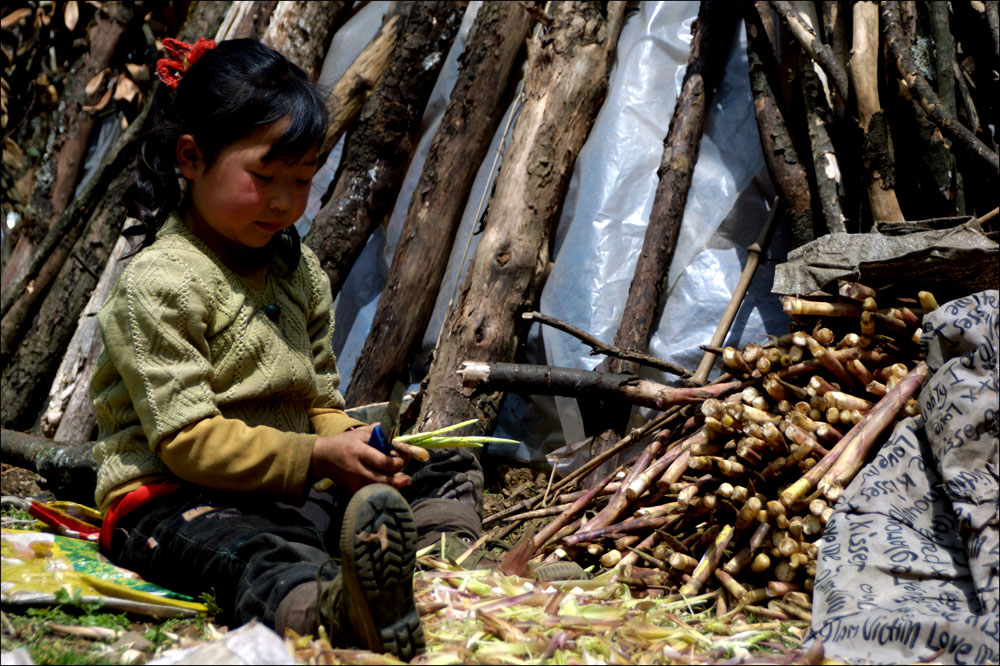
[302,246,365,435]
[99,248,315,501]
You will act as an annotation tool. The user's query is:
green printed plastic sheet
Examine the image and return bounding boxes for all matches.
[2,528,207,618]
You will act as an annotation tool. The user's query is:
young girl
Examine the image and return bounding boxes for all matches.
[90,38,424,658]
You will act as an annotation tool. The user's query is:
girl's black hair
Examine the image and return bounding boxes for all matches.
[124,39,328,269]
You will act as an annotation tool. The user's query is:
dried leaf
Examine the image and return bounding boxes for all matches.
[85,69,107,96]
[3,138,24,170]
[113,74,139,102]
[125,62,149,82]
[64,1,79,31]
[1,7,31,29]
[81,85,112,112]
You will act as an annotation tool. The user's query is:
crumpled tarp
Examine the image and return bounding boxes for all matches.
[807,290,1000,665]
[772,217,999,297]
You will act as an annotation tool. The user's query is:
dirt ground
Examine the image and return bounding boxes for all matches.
[1,463,47,499]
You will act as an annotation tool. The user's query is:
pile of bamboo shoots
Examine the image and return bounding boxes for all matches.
[492,281,936,622]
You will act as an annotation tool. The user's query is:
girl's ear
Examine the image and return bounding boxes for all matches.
[176,134,204,180]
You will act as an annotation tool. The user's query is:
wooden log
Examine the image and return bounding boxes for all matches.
[768,0,848,104]
[1,429,97,504]
[881,0,999,173]
[586,0,739,481]
[214,0,279,41]
[0,2,253,430]
[927,0,962,215]
[2,3,132,295]
[797,47,846,234]
[345,1,535,406]
[320,12,403,158]
[262,1,348,79]
[36,235,130,442]
[0,4,134,359]
[414,1,626,433]
[850,1,904,223]
[458,361,726,409]
[1,141,140,430]
[306,1,468,298]
[819,0,848,118]
[745,2,815,247]
[885,1,959,217]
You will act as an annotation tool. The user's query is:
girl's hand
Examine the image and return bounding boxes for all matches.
[311,425,411,494]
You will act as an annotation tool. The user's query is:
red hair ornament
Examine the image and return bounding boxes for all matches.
[156,37,216,90]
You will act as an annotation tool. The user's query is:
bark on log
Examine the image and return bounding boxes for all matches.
[927,0,963,214]
[850,1,904,223]
[798,50,846,234]
[882,1,999,173]
[37,235,130,442]
[0,2,247,430]
[585,0,738,482]
[262,1,348,79]
[214,0,278,41]
[0,4,132,346]
[745,3,816,247]
[768,0,848,104]
[345,1,535,406]
[415,1,627,434]
[886,2,959,217]
[320,12,403,158]
[1,145,138,431]
[819,0,848,118]
[458,361,723,409]
[1,429,97,503]
[306,1,468,298]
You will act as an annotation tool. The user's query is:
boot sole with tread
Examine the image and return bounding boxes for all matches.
[340,483,424,660]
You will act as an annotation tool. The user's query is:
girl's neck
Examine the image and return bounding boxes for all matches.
[182,206,276,277]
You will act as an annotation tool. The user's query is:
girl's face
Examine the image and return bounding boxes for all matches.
[177,119,318,249]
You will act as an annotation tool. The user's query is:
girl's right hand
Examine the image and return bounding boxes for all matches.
[310,425,411,494]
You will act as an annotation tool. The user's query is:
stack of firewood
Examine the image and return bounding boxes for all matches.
[485,281,936,620]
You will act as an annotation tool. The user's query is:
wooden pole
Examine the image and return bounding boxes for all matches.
[306,1,468,297]
[882,0,998,173]
[415,1,627,434]
[850,0,905,223]
[458,361,728,409]
[262,1,348,80]
[745,2,816,247]
[585,0,739,482]
[345,1,535,406]
[689,197,782,387]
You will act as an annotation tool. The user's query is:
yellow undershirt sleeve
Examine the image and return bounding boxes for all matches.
[157,414,316,503]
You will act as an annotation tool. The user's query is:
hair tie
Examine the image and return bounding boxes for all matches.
[156,37,216,90]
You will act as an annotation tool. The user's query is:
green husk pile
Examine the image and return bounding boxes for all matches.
[284,555,814,665]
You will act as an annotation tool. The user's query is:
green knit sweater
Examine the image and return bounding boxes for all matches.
[91,214,358,511]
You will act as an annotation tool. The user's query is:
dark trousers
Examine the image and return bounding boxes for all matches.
[104,487,340,628]
[102,447,484,628]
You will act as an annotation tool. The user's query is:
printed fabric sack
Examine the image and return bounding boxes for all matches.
[807,290,999,664]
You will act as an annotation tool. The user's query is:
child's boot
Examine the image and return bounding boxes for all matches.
[325,483,424,659]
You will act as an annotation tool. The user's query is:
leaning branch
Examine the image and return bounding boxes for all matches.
[881,0,999,172]
[458,361,733,409]
[768,0,849,103]
[523,312,692,378]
